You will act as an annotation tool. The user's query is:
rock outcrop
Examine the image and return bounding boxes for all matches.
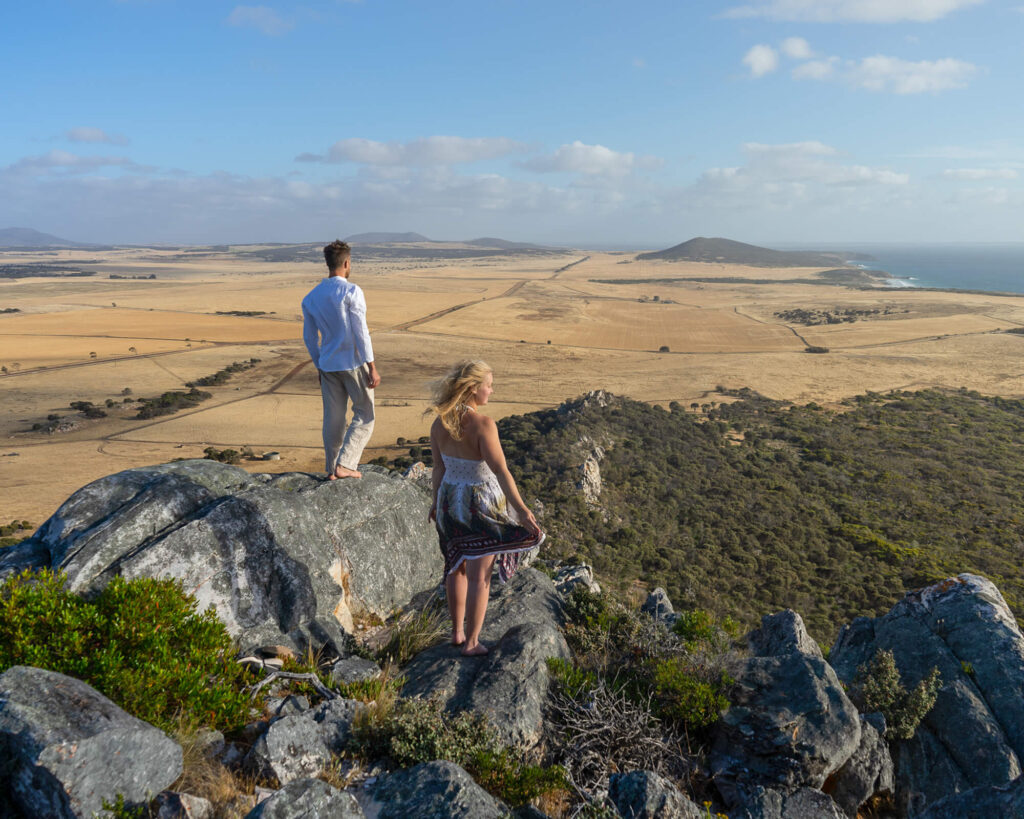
[0,666,183,819]
[711,610,860,814]
[401,568,569,749]
[367,760,510,818]
[0,460,441,651]
[246,697,365,784]
[829,713,894,819]
[608,770,703,818]
[245,778,364,818]
[915,774,1024,818]
[830,573,1024,814]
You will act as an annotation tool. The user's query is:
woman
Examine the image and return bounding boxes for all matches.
[427,360,544,656]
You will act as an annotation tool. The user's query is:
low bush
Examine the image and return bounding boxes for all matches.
[350,696,567,806]
[0,570,252,733]
[203,446,241,464]
[853,649,941,740]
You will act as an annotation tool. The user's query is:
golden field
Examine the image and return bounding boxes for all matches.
[3,244,1024,523]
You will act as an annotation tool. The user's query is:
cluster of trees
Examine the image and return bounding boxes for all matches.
[136,388,212,419]
[190,358,261,388]
[497,388,1024,642]
[775,306,908,325]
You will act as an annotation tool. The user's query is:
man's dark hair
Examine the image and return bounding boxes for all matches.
[324,240,351,271]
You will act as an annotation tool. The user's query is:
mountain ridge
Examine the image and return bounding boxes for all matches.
[637,236,851,267]
[0,227,95,248]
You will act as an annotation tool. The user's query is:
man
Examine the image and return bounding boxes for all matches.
[302,240,381,479]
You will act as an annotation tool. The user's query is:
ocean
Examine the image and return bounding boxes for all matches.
[842,244,1024,295]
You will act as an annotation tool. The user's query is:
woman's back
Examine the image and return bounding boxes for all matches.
[431,410,486,461]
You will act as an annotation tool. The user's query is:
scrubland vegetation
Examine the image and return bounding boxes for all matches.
[500,388,1024,641]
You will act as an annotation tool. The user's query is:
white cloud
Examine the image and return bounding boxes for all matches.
[226,5,293,36]
[520,141,662,176]
[697,141,908,196]
[943,168,1019,180]
[743,44,779,77]
[848,55,977,93]
[781,37,814,59]
[65,127,129,146]
[6,150,148,175]
[724,0,984,23]
[300,136,527,166]
[792,57,839,79]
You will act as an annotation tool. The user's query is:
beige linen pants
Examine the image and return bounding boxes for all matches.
[320,366,375,472]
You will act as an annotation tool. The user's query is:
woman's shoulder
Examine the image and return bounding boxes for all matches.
[463,411,496,435]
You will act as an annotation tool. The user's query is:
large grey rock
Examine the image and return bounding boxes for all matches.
[829,713,894,818]
[0,460,441,650]
[916,774,1024,818]
[401,569,569,748]
[552,563,601,596]
[711,610,860,811]
[154,791,214,819]
[245,777,364,818]
[748,609,821,660]
[640,588,679,627]
[733,786,845,819]
[0,665,183,819]
[330,656,382,685]
[369,760,510,818]
[830,573,1024,813]
[246,697,364,784]
[608,770,703,818]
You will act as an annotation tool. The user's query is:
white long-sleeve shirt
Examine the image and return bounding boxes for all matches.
[301,277,374,372]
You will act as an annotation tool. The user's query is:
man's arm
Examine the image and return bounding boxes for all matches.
[348,287,380,388]
[301,302,321,370]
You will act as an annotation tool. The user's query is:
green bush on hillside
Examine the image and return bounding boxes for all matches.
[0,570,251,732]
[350,697,566,806]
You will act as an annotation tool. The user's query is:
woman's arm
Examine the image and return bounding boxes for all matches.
[428,419,445,522]
[476,416,541,535]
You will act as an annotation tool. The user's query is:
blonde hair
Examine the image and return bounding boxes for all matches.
[427,360,492,440]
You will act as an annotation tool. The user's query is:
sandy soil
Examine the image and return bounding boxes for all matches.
[3,245,1024,524]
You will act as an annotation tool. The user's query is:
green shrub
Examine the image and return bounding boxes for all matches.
[351,697,565,806]
[672,608,740,652]
[0,570,251,733]
[469,746,568,806]
[547,657,600,699]
[855,649,941,740]
[353,697,494,766]
[647,657,731,729]
[99,793,146,818]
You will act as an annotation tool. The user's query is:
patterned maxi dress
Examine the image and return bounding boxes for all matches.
[435,453,545,582]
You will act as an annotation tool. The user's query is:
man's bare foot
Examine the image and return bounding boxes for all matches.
[333,465,362,479]
[461,642,488,657]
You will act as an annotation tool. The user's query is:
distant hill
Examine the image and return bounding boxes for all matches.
[637,237,848,268]
[464,237,550,251]
[0,227,92,248]
[344,232,432,244]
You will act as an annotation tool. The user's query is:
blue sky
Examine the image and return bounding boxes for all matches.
[2,0,1022,246]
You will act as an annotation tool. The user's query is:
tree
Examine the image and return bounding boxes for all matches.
[0,366,6,375]
[89,352,97,359]
[128,346,137,355]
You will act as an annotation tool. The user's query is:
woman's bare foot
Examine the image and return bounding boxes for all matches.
[333,465,362,479]
[461,642,488,657]
[451,631,466,646]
